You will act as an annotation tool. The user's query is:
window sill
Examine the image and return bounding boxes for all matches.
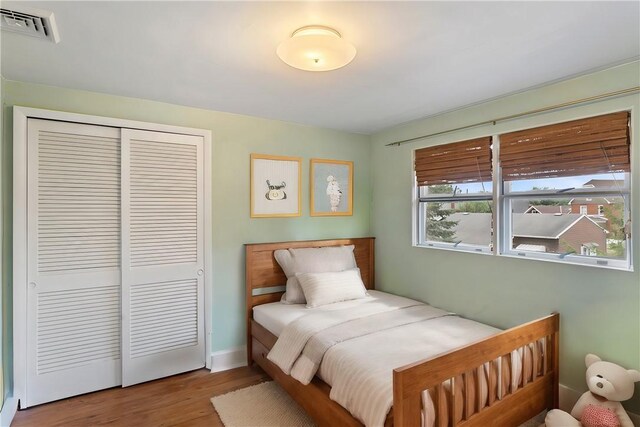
[413,243,493,256]
[500,251,633,272]
[413,244,634,272]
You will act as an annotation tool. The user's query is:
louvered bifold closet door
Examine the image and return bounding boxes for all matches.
[121,129,205,386]
[26,119,122,407]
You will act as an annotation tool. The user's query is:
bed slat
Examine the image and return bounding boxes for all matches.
[475,366,483,413]
[487,361,495,406]
[436,384,447,427]
[543,336,549,375]
[533,342,539,380]
[463,370,473,420]
[451,377,458,426]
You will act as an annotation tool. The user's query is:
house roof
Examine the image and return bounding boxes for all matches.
[511,199,532,214]
[582,179,620,188]
[590,216,609,224]
[569,197,611,205]
[512,213,584,238]
[449,213,492,246]
[448,212,604,244]
[525,205,571,214]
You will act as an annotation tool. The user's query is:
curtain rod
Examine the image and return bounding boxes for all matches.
[386,86,640,147]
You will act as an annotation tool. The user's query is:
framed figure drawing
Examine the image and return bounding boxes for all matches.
[310,158,353,216]
[250,153,302,217]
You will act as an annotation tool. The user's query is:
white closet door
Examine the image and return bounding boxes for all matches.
[26,119,122,407]
[121,129,205,386]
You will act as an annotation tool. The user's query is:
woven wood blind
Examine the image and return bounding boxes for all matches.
[414,137,492,186]
[500,111,630,181]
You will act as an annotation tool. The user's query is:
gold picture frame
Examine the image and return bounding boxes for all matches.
[250,153,302,218]
[310,158,353,216]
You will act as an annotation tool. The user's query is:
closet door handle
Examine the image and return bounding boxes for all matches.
[29,282,37,289]
[197,269,204,276]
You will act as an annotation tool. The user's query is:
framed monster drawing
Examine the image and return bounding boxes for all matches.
[250,154,302,218]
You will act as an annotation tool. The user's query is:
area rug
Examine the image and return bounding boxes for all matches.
[211,381,545,427]
[211,381,315,427]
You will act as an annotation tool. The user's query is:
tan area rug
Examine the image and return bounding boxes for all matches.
[211,380,545,427]
[212,381,315,427]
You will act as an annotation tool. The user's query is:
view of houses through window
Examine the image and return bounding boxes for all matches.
[421,176,627,259]
[423,187,493,248]
[420,181,493,251]
[509,197,625,260]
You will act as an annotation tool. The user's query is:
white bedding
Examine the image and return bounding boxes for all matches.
[320,316,500,426]
[252,290,418,336]
[259,290,503,427]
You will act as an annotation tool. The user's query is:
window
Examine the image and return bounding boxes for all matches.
[414,111,632,270]
[415,137,493,253]
[500,111,631,269]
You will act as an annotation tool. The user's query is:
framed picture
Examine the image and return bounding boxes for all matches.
[250,153,302,218]
[310,158,353,216]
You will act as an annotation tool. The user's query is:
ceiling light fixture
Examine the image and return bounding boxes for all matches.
[276,25,356,72]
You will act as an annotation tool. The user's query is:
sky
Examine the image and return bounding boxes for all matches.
[433,172,626,195]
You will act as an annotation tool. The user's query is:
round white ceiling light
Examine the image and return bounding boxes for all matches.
[276,25,356,72]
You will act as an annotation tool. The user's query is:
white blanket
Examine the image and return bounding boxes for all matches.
[267,296,425,375]
[295,305,450,384]
[267,298,500,427]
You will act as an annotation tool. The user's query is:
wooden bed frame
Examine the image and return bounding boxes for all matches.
[245,237,560,427]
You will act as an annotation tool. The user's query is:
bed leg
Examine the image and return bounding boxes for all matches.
[247,319,254,366]
[393,368,422,427]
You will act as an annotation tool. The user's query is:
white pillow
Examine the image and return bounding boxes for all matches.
[296,268,367,308]
[274,245,357,304]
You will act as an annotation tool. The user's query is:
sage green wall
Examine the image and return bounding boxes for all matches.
[2,63,639,412]
[370,61,640,412]
[0,78,371,399]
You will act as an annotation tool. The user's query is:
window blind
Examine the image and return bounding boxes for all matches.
[500,111,630,181]
[414,137,493,186]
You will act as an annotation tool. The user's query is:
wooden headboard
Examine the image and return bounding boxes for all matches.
[245,237,375,352]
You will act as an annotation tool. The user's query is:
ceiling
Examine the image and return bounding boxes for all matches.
[1,1,639,134]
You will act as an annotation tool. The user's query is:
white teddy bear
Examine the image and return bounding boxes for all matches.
[545,354,640,427]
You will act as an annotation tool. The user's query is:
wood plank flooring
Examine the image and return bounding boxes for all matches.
[12,366,270,427]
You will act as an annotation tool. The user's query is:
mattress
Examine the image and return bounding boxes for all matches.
[252,290,419,336]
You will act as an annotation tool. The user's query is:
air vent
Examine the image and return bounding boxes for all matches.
[0,6,59,43]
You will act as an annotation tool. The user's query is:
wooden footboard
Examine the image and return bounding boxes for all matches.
[393,313,560,427]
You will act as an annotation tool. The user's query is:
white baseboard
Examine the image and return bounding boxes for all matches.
[558,384,580,412]
[0,396,18,427]
[559,383,639,426]
[210,346,247,373]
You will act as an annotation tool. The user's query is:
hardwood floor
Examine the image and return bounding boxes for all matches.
[12,366,270,427]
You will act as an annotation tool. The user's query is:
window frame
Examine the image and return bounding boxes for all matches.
[413,136,496,254]
[413,108,634,272]
[415,192,494,254]
[500,186,631,270]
